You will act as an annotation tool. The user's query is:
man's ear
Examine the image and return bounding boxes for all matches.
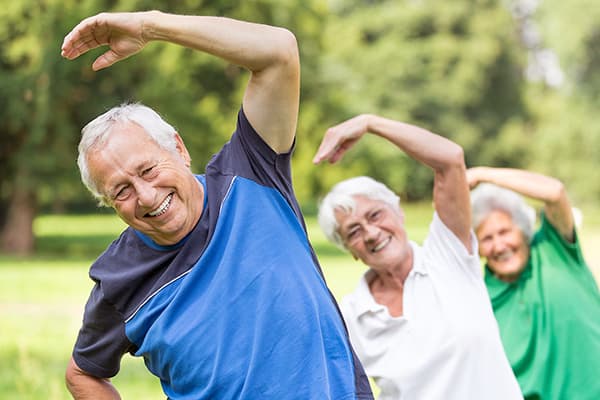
[174,133,192,167]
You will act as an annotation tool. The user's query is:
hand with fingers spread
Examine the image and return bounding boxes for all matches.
[61,12,150,71]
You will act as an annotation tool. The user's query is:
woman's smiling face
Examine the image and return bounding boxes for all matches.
[476,210,530,282]
[336,196,410,270]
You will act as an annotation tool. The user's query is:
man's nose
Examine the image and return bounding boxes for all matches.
[136,181,157,207]
[363,224,379,242]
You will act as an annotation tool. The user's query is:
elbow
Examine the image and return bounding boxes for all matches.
[548,178,568,204]
[272,27,300,73]
[432,142,465,175]
[447,142,466,170]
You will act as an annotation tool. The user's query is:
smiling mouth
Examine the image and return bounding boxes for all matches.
[371,237,391,253]
[494,250,514,261]
[147,194,173,217]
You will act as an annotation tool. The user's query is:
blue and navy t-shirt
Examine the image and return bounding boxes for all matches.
[73,109,373,399]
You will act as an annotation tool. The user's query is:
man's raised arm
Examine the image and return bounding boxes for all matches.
[61,11,300,153]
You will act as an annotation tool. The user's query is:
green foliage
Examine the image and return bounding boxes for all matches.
[308,0,530,200]
[527,90,600,206]
[1,0,599,239]
[520,0,600,203]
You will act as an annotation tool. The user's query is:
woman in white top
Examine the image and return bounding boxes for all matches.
[314,114,522,400]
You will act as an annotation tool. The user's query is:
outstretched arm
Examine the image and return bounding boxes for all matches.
[65,357,120,399]
[61,11,300,153]
[313,114,471,250]
[467,167,574,241]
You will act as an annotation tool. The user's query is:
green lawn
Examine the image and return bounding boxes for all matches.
[1,205,598,399]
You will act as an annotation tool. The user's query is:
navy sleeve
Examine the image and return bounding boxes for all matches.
[72,285,134,378]
[207,108,303,223]
[71,228,195,377]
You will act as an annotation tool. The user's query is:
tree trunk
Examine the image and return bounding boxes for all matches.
[0,186,36,255]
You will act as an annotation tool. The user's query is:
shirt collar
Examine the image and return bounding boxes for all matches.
[352,240,427,316]
[484,260,532,301]
[409,240,428,276]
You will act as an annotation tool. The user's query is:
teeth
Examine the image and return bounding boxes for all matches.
[372,237,390,253]
[494,250,514,262]
[149,194,172,217]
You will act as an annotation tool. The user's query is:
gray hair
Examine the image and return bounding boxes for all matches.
[318,176,401,251]
[77,103,179,206]
[470,183,536,242]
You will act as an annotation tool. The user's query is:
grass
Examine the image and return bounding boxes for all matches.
[0,218,162,399]
[1,204,599,399]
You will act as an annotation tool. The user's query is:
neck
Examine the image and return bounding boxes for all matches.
[369,246,414,289]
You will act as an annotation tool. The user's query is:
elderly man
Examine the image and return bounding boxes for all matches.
[61,11,372,400]
[315,114,522,399]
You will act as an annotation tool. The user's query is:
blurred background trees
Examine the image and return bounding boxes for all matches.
[1,0,599,254]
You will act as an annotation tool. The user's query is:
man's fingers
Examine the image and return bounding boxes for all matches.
[61,16,109,60]
[61,33,103,59]
[91,53,114,71]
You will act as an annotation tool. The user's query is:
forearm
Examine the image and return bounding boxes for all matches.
[67,381,120,400]
[467,167,566,203]
[365,115,464,172]
[142,11,296,73]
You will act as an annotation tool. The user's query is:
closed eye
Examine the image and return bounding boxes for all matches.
[142,166,155,176]
[114,185,132,201]
[345,227,362,243]
[369,209,382,222]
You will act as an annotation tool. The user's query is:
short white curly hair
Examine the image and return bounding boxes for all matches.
[470,183,536,242]
[317,176,401,251]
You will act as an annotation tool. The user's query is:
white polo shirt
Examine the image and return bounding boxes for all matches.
[340,212,522,400]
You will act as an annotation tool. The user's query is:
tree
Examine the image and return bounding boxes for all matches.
[0,0,330,253]
[520,0,600,204]
[0,0,82,254]
[309,0,530,200]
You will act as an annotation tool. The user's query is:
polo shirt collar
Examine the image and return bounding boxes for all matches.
[409,240,428,276]
[353,240,426,316]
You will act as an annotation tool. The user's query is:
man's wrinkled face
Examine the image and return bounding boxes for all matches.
[87,123,203,245]
[336,196,410,270]
[476,210,530,282]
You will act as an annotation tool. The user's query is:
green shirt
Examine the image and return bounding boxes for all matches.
[485,214,600,400]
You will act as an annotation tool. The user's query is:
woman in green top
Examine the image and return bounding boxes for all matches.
[467,167,600,400]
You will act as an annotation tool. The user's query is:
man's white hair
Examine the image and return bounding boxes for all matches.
[77,103,179,206]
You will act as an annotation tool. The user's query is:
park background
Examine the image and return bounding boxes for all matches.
[1,0,599,398]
